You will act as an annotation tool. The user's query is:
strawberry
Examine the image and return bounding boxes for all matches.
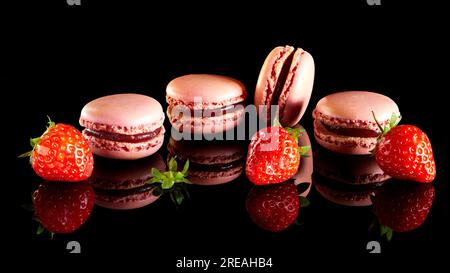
[372,113,436,183]
[33,182,95,234]
[374,181,435,239]
[246,182,300,232]
[20,118,94,182]
[245,123,309,185]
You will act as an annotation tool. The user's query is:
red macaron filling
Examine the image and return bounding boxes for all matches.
[171,156,244,172]
[322,122,379,138]
[84,127,162,143]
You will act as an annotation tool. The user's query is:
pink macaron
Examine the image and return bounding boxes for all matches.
[314,147,390,185]
[80,93,165,160]
[89,154,165,210]
[167,137,244,185]
[254,45,315,127]
[166,74,246,134]
[314,179,377,207]
[313,91,400,155]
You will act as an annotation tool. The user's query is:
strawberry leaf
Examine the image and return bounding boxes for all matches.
[299,196,310,207]
[182,160,189,175]
[168,157,178,172]
[380,225,394,241]
[299,146,311,156]
[273,118,282,127]
[162,180,175,190]
[286,127,304,143]
[36,224,45,235]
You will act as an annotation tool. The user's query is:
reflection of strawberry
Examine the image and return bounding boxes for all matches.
[33,182,95,234]
[20,118,94,182]
[372,113,436,183]
[246,182,299,232]
[374,181,435,238]
[246,124,309,185]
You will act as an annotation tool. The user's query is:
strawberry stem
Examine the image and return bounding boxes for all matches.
[19,116,57,163]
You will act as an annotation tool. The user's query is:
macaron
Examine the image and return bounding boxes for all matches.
[80,93,165,160]
[314,177,377,207]
[313,91,400,155]
[314,147,391,185]
[89,154,165,210]
[167,137,245,185]
[166,74,246,134]
[254,45,315,126]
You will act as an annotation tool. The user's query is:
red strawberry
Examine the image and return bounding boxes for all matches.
[246,124,309,185]
[374,181,435,238]
[21,118,94,182]
[33,182,95,234]
[372,113,436,183]
[246,182,300,232]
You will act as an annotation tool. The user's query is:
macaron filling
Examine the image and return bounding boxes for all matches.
[321,122,380,138]
[83,127,162,143]
[267,50,295,108]
[171,156,244,172]
[168,102,245,118]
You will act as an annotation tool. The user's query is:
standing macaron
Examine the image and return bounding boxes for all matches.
[79,93,165,160]
[255,45,315,126]
[166,74,246,134]
[313,91,400,155]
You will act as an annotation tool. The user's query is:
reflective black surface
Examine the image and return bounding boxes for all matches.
[8,0,449,270]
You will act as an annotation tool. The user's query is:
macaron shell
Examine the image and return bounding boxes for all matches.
[314,148,390,185]
[188,168,243,185]
[166,74,246,107]
[314,119,376,155]
[314,181,374,207]
[254,46,295,107]
[279,49,315,127]
[95,190,160,210]
[80,94,164,134]
[84,128,165,160]
[167,138,244,164]
[314,91,400,131]
[88,154,166,189]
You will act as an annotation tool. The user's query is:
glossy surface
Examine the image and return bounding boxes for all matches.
[11,2,448,268]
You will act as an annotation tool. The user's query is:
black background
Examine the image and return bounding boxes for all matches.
[5,0,450,270]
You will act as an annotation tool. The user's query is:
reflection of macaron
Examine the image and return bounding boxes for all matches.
[314,177,376,207]
[313,91,400,155]
[314,147,390,185]
[167,137,244,185]
[255,45,315,126]
[166,74,246,134]
[80,94,165,160]
[89,154,165,210]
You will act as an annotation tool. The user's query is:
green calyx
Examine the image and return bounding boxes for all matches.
[273,118,311,156]
[380,225,393,241]
[148,157,191,190]
[19,116,55,163]
[372,111,402,139]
